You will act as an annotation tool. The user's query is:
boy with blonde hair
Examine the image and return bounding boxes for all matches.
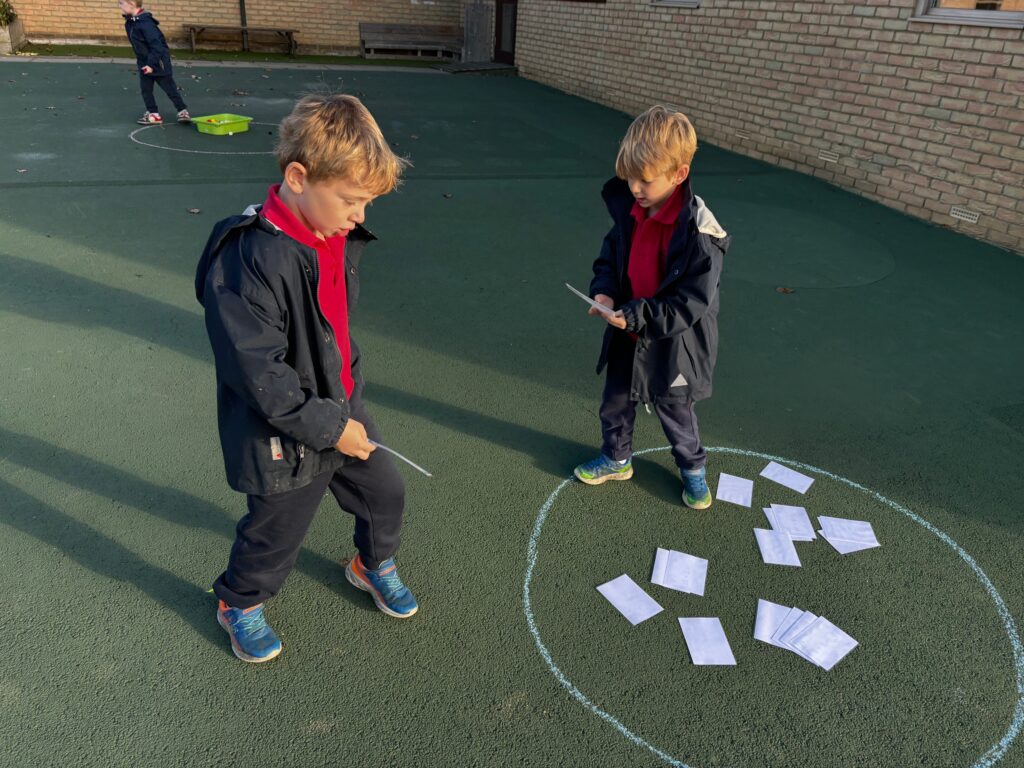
[196,94,415,662]
[574,105,731,509]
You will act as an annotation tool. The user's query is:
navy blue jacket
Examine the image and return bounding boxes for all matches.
[590,176,730,404]
[196,208,375,495]
[124,11,173,76]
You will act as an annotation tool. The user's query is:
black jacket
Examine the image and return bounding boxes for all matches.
[124,11,173,76]
[590,177,730,404]
[195,208,375,494]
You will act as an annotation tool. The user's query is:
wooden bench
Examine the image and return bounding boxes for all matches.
[183,24,298,55]
[359,23,463,59]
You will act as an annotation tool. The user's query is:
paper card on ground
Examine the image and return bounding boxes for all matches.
[754,599,793,648]
[820,533,881,555]
[789,617,859,671]
[716,473,754,507]
[754,528,802,566]
[565,283,618,317]
[678,618,737,665]
[818,516,880,546]
[769,504,816,541]
[596,574,664,625]
[770,608,806,645]
[777,611,820,662]
[651,548,708,596]
[760,461,815,494]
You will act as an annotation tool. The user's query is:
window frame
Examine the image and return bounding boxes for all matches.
[910,0,1024,29]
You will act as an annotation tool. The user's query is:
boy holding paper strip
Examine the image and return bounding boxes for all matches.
[574,106,731,509]
[196,95,418,663]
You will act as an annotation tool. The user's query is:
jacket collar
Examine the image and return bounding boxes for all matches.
[603,175,694,232]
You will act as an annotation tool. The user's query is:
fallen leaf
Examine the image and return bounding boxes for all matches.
[187,208,201,214]
[776,286,795,294]
[232,89,249,96]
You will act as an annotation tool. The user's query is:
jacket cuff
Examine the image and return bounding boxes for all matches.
[621,301,644,334]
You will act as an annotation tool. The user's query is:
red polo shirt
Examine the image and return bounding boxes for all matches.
[260,184,355,398]
[627,183,686,301]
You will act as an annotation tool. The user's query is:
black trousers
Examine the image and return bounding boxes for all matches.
[600,332,707,472]
[213,397,405,609]
[139,74,187,114]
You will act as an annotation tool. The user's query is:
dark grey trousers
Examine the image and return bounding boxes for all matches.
[599,332,707,472]
[213,397,405,609]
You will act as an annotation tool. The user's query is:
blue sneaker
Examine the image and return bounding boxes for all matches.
[345,555,418,619]
[217,600,283,663]
[682,467,712,510]
[574,454,633,485]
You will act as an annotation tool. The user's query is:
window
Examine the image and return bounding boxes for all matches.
[911,0,1024,28]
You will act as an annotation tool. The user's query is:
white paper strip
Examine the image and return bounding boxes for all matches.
[759,461,815,494]
[716,473,754,507]
[754,528,802,566]
[596,574,664,625]
[768,504,816,541]
[651,548,709,596]
[678,618,737,665]
[819,533,881,555]
[565,283,618,317]
[818,516,879,546]
[789,617,859,671]
[754,599,793,648]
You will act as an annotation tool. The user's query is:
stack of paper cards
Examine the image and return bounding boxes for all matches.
[597,574,664,625]
[763,504,816,541]
[759,461,815,494]
[754,528,802,566]
[651,548,708,596]
[754,599,858,670]
[716,473,754,507]
[678,617,737,665]
[818,516,881,554]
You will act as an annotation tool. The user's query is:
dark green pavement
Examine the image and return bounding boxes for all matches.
[1,60,1022,768]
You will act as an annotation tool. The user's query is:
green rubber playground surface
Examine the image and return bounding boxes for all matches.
[1,59,1023,768]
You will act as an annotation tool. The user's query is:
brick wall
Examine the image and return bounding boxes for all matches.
[516,1,1024,254]
[10,0,465,53]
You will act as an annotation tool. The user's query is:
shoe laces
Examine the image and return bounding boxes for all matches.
[233,606,268,634]
[373,565,407,599]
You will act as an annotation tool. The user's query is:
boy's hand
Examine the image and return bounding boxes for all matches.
[141,65,153,74]
[588,293,615,316]
[589,293,627,330]
[335,418,376,460]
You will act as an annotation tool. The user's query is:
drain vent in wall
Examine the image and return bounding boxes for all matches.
[735,129,751,140]
[950,206,981,224]
[818,149,840,163]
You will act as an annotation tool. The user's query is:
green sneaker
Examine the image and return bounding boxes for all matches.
[574,454,633,485]
[682,467,712,510]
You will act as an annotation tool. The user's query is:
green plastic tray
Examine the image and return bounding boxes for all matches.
[193,113,253,136]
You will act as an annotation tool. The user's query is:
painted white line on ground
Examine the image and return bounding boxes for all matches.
[523,445,1024,768]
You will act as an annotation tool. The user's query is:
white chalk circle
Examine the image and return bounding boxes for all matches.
[523,446,1024,768]
[129,121,277,156]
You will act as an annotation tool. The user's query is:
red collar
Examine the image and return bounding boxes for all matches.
[261,184,345,250]
[630,182,686,226]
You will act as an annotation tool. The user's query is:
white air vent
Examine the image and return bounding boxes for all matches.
[818,149,840,163]
[735,129,750,140]
[950,206,980,224]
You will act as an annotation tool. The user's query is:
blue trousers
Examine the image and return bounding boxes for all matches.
[599,331,707,472]
[139,74,187,114]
